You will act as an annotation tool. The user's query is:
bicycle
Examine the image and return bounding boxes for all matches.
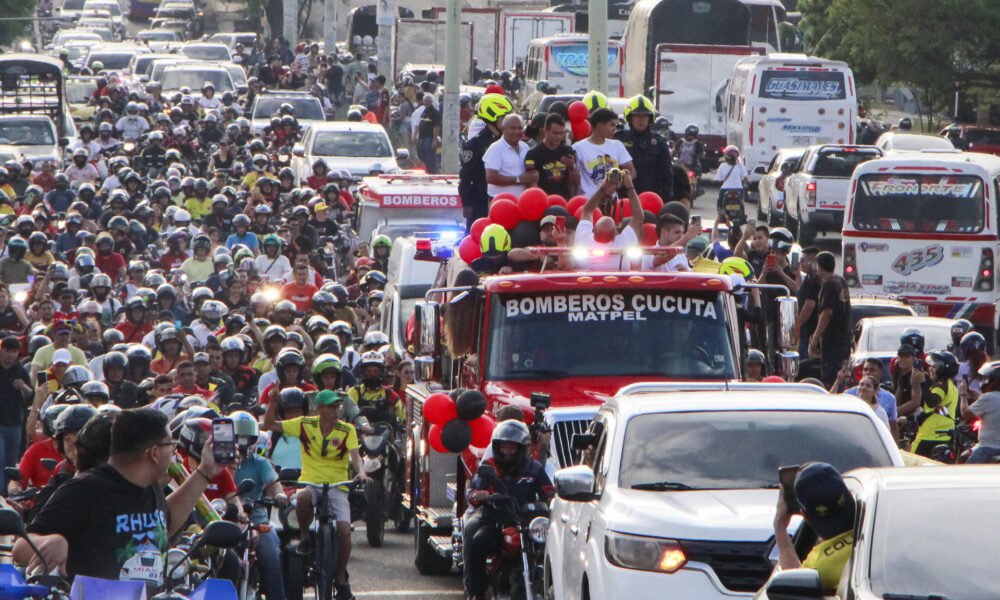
[284,478,357,600]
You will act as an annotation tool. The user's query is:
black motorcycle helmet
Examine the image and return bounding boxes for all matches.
[900,329,925,354]
[54,404,99,455]
[927,350,959,381]
[491,420,530,475]
[314,334,342,357]
[41,404,70,439]
[279,387,307,412]
[951,319,974,344]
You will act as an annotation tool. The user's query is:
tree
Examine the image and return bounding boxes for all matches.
[797,0,1000,127]
[0,0,38,47]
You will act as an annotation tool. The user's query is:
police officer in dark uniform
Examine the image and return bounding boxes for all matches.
[615,95,673,202]
[459,94,514,232]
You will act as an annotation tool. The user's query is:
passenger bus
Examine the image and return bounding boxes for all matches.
[524,34,625,97]
[842,151,1000,345]
[623,0,787,98]
[725,54,857,183]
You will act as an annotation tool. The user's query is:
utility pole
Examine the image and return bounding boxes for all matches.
[588,0,607,95]
[324,0,336,58]
[376,0,395,81]
[283,0,297,46]
[441,0,461,174]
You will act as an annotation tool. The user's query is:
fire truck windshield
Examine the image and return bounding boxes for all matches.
[485,290,738,380]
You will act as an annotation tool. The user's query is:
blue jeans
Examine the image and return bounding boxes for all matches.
[417,138,438,174]
[0,425,22,493]
[256,527,284,599]
[967,445,1000,464]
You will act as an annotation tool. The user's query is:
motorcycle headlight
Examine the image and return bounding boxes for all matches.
[528,516,549,544]
[262,286,280,302]
[165,547,189,578]
[605,531,687,573]
[281,506,299,532]
[363,456,381,473]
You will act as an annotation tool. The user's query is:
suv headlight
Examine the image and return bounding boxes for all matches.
[528,516,549,544]
[605,531,687,573]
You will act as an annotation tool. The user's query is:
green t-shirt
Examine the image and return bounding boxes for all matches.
[0,258,35,284]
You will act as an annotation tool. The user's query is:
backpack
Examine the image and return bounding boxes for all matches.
[678,139,698,165]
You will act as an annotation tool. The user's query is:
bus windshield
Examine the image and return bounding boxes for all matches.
[652,0,751,46]
[851,173,985,234]
[485,290,737,380]
[549,43,618,77]
[759,70,846,101]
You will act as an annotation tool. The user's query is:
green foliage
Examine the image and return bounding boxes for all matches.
[797,0,1000,120]
[0,0,38,46]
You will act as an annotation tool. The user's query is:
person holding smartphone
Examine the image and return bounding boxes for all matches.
[772,463,856,596]
[523,113,579,198]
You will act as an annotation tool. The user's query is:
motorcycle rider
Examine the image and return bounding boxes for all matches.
[262,389,369,600]
[675,124,705,175]
[344,351,404,432]
[715,145,748,217]
[463,420,554,600]
[614,95,672,202]
[910,350,960,457]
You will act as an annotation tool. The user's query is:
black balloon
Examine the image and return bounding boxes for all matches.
[543,205,571,218]
[441,419,473,453]
[643,210,656,223]
[456,389,487,421]
[509,219,541,247]
[658,201,690,224]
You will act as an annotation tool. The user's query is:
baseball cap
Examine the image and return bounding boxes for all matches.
[1,336,19,350]
[314,202,328,212]
[686,235,710,252]
[897,343,917,356]
[193,352,210,364]
[794,462,854,539]
[52,348,72,365]
[51,322,71,335]
[315,390,344,406]
[540,215,557,228]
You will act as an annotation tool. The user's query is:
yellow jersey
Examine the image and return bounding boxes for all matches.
[802,530,853,595]
[914,381,959,445]
[281,416,358,485]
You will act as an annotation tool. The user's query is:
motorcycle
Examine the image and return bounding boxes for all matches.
[358,419,409,547]
[480,495,549,600]
[719,188,747,227]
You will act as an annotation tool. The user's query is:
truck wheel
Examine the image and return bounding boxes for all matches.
[768,209,782,227]
[798,215,816,245]
[785,210,799,238]
[414,518,452,575]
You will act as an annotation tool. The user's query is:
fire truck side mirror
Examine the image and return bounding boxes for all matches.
[413,301,440,356]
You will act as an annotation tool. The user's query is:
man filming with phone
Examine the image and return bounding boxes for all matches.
[772,463,855,596]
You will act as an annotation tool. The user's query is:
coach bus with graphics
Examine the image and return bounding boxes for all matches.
[524,34,625,97]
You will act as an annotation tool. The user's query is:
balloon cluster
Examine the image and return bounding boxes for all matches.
[423,390,496,453]
[567,100,591,141]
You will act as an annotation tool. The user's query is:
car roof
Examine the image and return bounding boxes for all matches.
[850,294,911,307]
[600,383,876,420]
[857,315,955,329]
[849,465,1000,490]
[306,121,383,133]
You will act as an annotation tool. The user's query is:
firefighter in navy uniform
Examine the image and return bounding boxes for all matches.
[459,94,514,232]
[615,95,673,202]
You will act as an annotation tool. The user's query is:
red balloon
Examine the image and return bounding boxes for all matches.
[639,191,664,213]
[469,414,496,448]
[566,195,587,215]
[492,192,517,203]
[518,188,548,221]
[572,206,603,222]
[567,100,589,123]
[546,194,567,207]
[424,392,458,425]
[470,218,491,243]
[642,222,658,246]
[489,198,521,229]
[571,119,591,141]
[457,235,482,264]
[428,424,447,453]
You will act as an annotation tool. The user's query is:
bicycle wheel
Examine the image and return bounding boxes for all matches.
[366,475,385,547]
[315,522,338,600]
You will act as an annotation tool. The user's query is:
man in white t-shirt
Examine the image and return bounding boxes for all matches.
[573,170,643,271]
[716,145,749,212]
[483,114,536,197]
[641,213,700,272]
[572,108,636,197]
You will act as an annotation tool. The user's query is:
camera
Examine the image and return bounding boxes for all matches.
[530,392,551,411]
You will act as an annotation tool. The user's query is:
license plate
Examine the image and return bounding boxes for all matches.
[725,204,741,211]
[792,136,812,145]
[912,304,929,316]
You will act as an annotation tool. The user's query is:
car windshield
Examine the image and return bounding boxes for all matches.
[0,121,55,146]
[848,305,914,332]
[864,322,952,353]
[811,148,880,177]
[88,53,133,70]
[963,128,1000,145]
[852,173,985,233]
[138,31,176,41]
[160,69,234,92]
[85,2,120,15]
[311,131,391,157]
[252,97,324,121]
[65,81,96,104]
[63,0,86,9]
[888,134,954,151]
[485,290,737,380]
[869,487,1000,599]
[619,411,893,490]
[180,45,229,61]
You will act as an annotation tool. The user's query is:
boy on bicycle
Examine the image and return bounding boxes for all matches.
[263,388,370,600]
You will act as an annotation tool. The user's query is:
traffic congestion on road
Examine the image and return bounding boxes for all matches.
[0,0,995,598]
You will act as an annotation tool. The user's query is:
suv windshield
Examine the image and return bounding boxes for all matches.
[485,290,737,380]
[311,130,391,157]
[619,410,892,490]
[87,53,133,71]
[180,45,229,61]
[160,69,234,92]
[63,0,86,9]
[865,322,951,353]
[811,148,879,177]
[869,487,1000,599]
[852,173,985,233]
[252,97,324,121]
[0,120,55,146]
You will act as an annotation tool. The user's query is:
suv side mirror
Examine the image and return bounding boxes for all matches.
[765,568,824,600]
[396,148,409,161]
[553,465,598,502]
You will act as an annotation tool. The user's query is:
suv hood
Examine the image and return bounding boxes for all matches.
[603,488,797,542]
[0,144,59,166]
[485,377,703,411]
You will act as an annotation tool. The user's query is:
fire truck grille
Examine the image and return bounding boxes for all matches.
[551,419,590,469]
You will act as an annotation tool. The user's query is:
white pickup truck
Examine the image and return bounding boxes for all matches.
[784,144,882,245]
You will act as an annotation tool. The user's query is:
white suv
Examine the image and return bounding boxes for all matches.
[544,382,903,600]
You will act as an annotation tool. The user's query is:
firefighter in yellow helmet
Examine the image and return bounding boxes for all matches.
[459,94,514,233]
[615,94,674,203]
[468,223,537,275]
